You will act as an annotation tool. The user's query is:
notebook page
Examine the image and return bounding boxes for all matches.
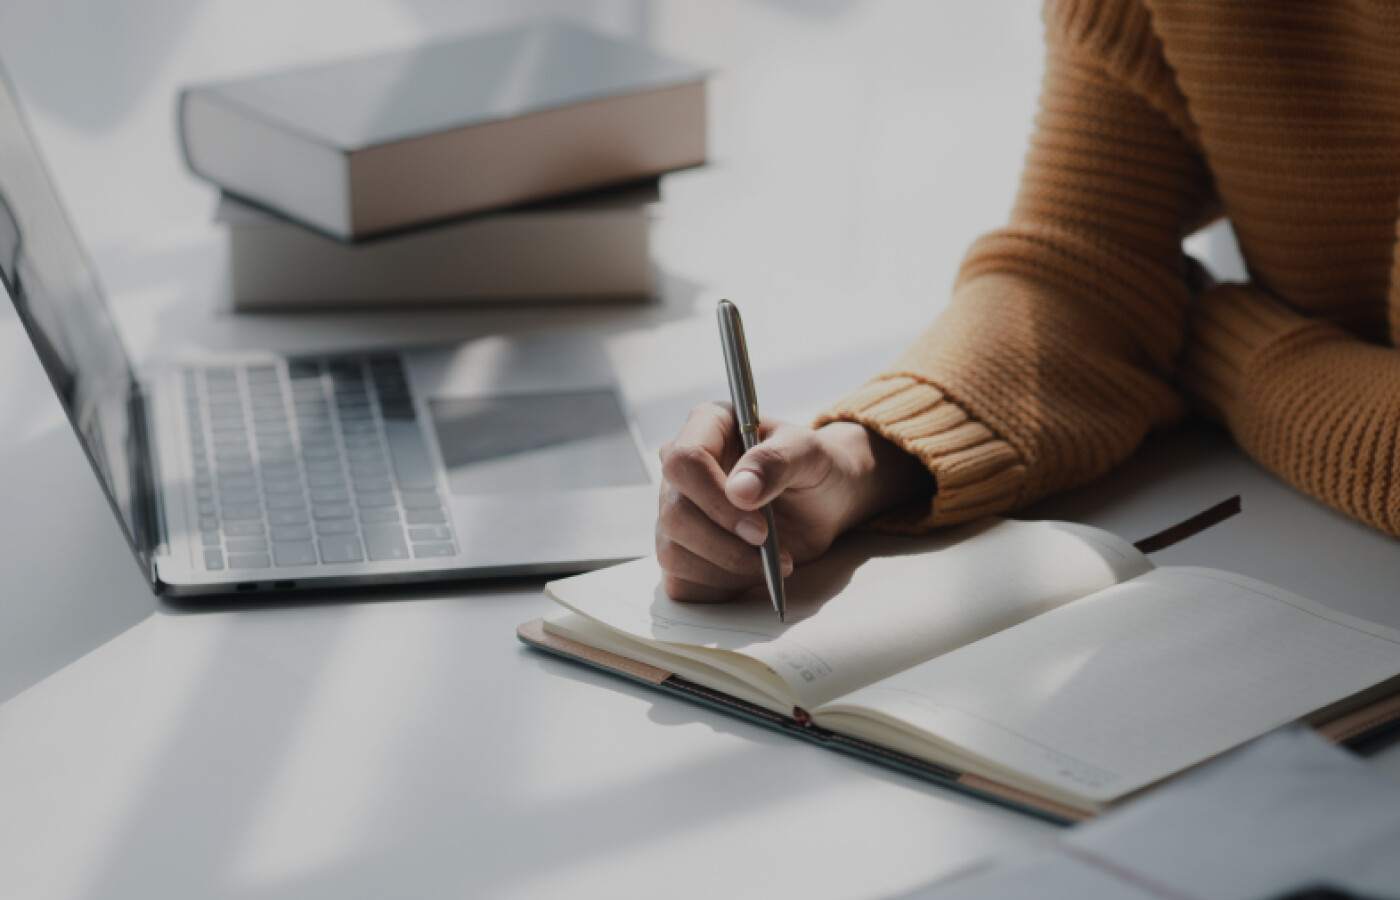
[824,568,1400,804]
[545,519,1150,709]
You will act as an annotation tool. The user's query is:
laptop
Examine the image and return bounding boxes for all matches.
[0,65,656,598]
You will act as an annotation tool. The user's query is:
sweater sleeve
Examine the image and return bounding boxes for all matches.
[1180,284,1400,537]
[817,0,1216,531]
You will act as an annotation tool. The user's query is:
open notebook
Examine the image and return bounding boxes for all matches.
[520,518,1400,821]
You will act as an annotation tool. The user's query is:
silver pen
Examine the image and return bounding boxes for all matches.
[716,300,786,622]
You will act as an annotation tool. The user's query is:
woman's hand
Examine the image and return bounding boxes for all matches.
[655,404,933,602]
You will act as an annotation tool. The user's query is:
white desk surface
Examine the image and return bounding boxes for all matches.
[2,2,1398,898]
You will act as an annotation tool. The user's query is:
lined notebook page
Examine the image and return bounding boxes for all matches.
[827,568,1400,804]
[546,519,1151,709]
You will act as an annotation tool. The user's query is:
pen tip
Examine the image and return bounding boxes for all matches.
[778,611,785,623]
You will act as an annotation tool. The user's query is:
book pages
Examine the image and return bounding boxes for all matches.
[825,568,1400,804]
[545,519,1151,709]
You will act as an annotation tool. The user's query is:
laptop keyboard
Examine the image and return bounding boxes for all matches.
[182,354,456,572]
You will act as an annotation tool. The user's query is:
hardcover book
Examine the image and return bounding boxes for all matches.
[218,180,657,309]
[180,22,706,239]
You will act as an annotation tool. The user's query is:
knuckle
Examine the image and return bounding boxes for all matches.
[752,441,793,475]
[655,536,682,572]
[661,441,708,483]
[721,544,754,575]
[656,493,686,534]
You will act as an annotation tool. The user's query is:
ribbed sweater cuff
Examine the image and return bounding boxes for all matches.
[1179,285,1313,425]
[816,376,1026,532]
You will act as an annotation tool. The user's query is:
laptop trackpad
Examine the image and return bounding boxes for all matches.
[429,390,650,496]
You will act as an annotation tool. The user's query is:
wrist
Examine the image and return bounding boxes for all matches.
[818,422,934,531]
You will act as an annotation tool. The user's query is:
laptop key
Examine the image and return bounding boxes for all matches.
[227,553,271,569]
[385,421,435,489]
[400,490,440,509]
[410,526,452,542]
[273,541,318,567]
[405,508,447,525]
[318,535,364,564]
[315,519,357,536]
[413,542,455,558]
[227,537,267,552]
[363,526,410,561]
[359,508,399,524]
[269,510,309,526]
[200,517,219,532]
[201,531,221,546]
[204,549,224,570]
[356,492,396,509]
[266,494,306,510]
[225,521,265,536]
[223,506,262,521]
[271,525,313,541]
[353,476,393,493]
[313,504,354,520]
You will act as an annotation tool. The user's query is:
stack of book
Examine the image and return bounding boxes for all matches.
[179,22,707,310]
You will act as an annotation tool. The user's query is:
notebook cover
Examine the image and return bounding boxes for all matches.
[517,617,1400,826]
[517,618,1089,825]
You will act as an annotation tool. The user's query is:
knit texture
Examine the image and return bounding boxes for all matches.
[821,0,1400,537]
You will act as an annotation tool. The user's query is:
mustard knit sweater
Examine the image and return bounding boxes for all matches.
[820,0,1400,538]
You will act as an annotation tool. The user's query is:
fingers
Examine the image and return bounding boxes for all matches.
[657,403,801,602]
[658,403,767,539]
[657,526,793,602]
[725,425,832,511]
[659,489,764,576]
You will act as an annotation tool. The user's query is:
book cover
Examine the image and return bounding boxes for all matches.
[180,22,707,239]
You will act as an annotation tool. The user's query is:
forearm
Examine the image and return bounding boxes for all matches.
[1181,284,1400,537]
[820,0,1215,532]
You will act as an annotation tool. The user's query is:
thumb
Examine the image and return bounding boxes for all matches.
[725,427,825,510]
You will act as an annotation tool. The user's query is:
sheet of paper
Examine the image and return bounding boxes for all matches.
[831,568,1400,803]
[546,519,1151,709]
[910,727,1400,900]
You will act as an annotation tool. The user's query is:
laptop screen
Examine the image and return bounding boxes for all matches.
[0,67,148,566]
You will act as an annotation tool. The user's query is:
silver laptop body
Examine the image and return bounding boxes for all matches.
[0,65,655,599]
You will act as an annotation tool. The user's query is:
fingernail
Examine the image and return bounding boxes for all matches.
[780,551,794,576]
[729,470,762,502]
[735,518,766,545]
